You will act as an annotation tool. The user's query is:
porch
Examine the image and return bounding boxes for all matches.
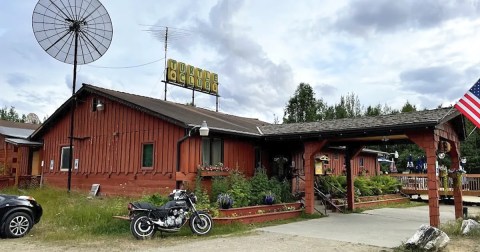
[391,173,480,198]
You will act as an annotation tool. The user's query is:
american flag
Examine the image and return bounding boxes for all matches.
[455,79,480,128]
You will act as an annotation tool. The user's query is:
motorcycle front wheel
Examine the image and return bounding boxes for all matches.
[130,214,156,240]
[189,211,213,235]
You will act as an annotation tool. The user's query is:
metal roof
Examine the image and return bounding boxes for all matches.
[5,138,42,146]
[0,126,36,138]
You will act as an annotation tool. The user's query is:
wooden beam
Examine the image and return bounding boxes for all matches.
[345,144,364,211]
[304,139,328,214]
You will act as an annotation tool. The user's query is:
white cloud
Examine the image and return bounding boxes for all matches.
[2,0,480,123]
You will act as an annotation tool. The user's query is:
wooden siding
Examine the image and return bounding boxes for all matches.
[291,149,380,193]
[41,94,185,195]
[40,94,258,196]
[223,139,256,177]
[0,136,22,176]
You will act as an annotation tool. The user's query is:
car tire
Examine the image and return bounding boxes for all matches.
[3,212,33,238]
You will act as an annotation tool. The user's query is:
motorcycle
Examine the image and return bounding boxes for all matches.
[127,189,213,239]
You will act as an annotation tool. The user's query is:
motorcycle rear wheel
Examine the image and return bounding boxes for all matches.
[189,211,213,235]
[130,214,156,240]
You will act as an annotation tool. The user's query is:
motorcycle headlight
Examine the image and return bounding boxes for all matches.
[190,194,197,204]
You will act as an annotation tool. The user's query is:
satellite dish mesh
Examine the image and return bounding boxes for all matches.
[32,0,113,65]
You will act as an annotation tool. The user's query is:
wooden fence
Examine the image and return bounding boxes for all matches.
[390,173,480,197]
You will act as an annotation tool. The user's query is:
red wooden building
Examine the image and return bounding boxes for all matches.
[0,120,41,188]
[23,84,382,196]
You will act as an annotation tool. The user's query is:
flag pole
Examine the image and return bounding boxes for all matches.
[439,106,455,122]
[466,126,478,139]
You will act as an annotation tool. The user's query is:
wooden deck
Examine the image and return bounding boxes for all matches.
[390,174,480,197]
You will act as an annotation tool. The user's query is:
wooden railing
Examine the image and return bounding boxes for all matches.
[389,174,480,197]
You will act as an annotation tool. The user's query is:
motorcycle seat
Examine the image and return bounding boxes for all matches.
[135,202,156,210]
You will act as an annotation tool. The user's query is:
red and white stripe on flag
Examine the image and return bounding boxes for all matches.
[455,80,480,129]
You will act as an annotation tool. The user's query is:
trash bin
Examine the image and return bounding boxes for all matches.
[463,206,468,219]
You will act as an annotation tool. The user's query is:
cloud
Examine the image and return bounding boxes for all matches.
[400,66,461,95]
[150,0,295,121]
[331,0,480,35]
[6,73,30,86]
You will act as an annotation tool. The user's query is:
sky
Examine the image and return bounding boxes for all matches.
[2,0,480,123]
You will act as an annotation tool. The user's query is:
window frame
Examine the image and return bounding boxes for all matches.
[60,146,74,171]
[202,137,224,166]
[359,157,364,167]
[141,142,154,169]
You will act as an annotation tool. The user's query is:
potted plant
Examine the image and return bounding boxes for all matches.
[217,193,234,209]
[263,191,276,205]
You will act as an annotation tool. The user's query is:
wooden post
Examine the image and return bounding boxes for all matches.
[345,145,364,211]
[408,130,440,227]
[15,145,20,187]
[449,141,463,219]
[304,140,328,214]
[3,141,7,176]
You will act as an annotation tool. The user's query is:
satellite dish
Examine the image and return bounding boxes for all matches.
[32,0,113,192]
[32,0,113,65]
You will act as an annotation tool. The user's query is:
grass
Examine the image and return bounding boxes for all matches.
[0,186,320,242]
[440,214,480,237]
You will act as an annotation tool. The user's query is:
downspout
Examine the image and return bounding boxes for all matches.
[176,129,193,172]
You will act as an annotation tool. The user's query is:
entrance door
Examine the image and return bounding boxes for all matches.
[31,151,40,175]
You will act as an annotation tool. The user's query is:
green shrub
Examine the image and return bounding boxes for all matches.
[249,168,271,205]
[370,175,401,194]
[211,176,230,202]
[227,170,251,207]
[354,177,374,196]
[140,193,169,206]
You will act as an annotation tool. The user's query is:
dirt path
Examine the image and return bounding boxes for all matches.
[1,231,478,251]
[0,231,391,252]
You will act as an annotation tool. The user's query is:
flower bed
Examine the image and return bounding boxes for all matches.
[330,194,409,211]
[213,202,303,225]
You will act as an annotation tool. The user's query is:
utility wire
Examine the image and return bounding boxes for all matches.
[87,57,165,69]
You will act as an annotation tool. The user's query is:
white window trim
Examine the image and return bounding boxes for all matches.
[60,146,74,171]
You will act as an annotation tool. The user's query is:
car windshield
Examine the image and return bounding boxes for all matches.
[0,196,5,202]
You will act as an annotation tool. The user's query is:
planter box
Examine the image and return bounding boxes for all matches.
[198,171,230,177]
[214,209,302,225]
[331,194,409,211]
[214,202,303,225]
[218,202,303,217]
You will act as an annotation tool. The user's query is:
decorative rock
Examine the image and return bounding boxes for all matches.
[461,219,480,235]
[405,224,450,251]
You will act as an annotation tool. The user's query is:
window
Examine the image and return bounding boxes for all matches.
[13,146,18,152]
[142,143,154,168]
[334,152,339,160]
[359,157,364,167]
[60,146,73,171]
[202,138,223,166]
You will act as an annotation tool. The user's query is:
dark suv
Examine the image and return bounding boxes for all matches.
[0,194,43,238]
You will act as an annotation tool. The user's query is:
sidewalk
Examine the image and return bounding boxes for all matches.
[258,204,480,248]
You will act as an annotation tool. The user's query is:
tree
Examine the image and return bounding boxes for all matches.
[283,83,318,123]
[0,106,26,123]
[460,120,480,173]
[365,104,382,117]
[401,101,417,112]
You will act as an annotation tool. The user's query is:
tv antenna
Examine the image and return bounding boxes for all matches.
[144,25,193,101]
[32,0,113,192]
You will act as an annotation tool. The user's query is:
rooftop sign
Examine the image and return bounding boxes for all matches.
[166,59,218,95]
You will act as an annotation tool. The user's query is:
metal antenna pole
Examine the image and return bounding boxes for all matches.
[164,27,168,101]
[67,30,79,192]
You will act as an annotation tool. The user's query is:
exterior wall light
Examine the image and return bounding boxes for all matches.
[199,120,209,136]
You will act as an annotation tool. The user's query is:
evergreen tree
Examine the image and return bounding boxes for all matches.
[283,83,318,123]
